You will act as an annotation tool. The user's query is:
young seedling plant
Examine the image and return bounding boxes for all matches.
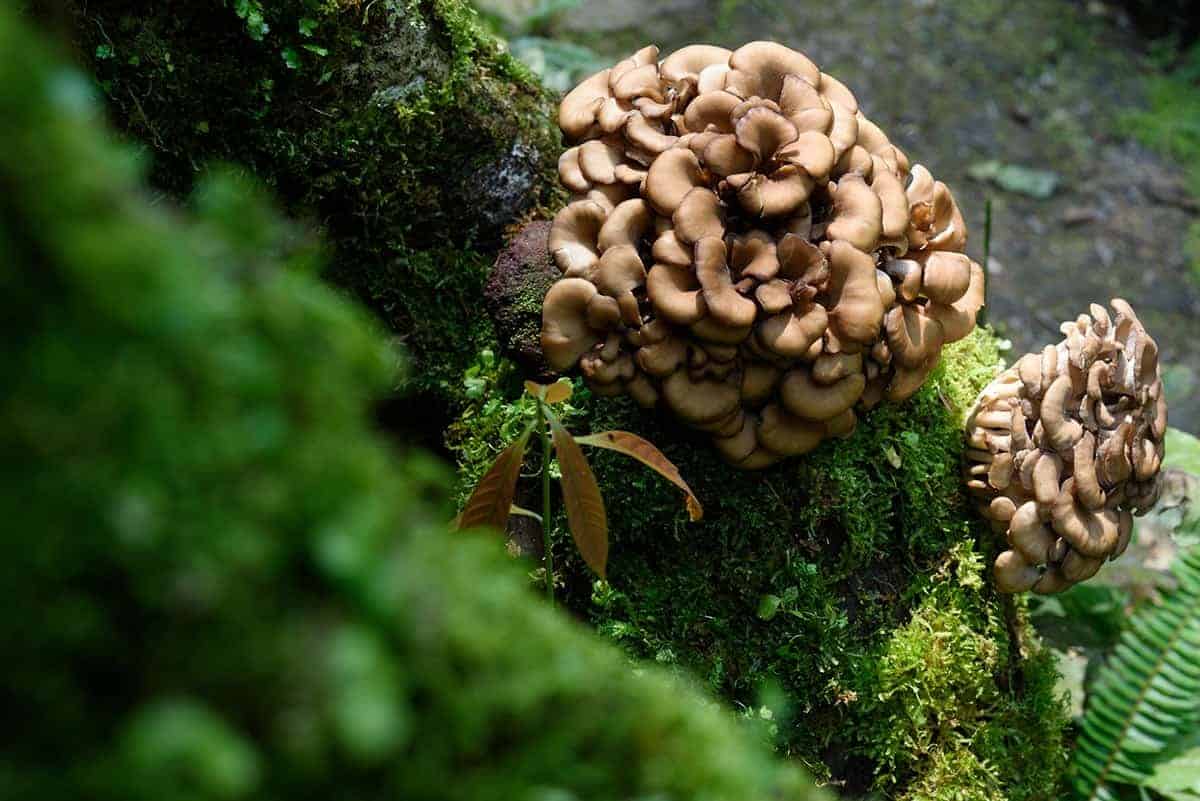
[456,379,702,603]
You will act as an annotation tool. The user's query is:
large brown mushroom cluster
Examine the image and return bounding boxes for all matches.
[540,42,984,468]
[964,300,1167,593]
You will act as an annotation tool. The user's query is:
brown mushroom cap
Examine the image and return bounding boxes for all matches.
[542,278,605,371]
[662,369,740,424]
[927,260,985,343]
[647,262,707,325]
[539,40,981,467]
[549,200,607,277]
[918,251,972,305]
[674,188,725,243]
[780,365,865,421]
[994,550,1042,594]
[725,41,819,100]
[599,199,655,251]
[660,44,733,84]
[826,174,882,252]
[964,299,1166,593]
[758,403,825,455]
[696,237,757,329]
[645,147,706,215]
[826,240,884,345]
[560,68,612,141]
[594,245,648,325]
[884,304,944,369]
[758,305,828,358]
[730,230,780,282]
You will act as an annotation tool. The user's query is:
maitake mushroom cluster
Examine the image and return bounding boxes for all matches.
[540,42,984,468]
[964,300,1167,593]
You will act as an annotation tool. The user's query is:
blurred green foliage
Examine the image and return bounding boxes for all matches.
[0,9,828,800]
[450,331,1071,801]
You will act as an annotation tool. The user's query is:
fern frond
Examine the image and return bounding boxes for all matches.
[1071,547,1200,800]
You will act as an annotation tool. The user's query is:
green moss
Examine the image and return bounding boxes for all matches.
[64,0,562,398]
[449,328,1069,799]
[2,10,825,799]
[859,544,1068,801]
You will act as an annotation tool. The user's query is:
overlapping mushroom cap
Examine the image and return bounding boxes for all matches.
[964,300,1167,593]
[542,42,985,468]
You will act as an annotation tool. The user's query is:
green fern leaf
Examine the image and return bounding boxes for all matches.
[1072,547,1200,800]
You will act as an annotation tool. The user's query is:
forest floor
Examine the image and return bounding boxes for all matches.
[482,0,1200,433]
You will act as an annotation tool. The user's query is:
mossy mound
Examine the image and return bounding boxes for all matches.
[59,0,563,397]
[449,328,1070,800]
[1,9,824,799]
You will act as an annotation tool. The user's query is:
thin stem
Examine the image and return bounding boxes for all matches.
[536,397,554,604]
[980,197,993,326]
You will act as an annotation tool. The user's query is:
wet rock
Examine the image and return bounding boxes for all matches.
[485,220,558,380]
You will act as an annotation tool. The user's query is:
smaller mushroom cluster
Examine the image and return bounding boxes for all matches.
[540,41,986,468]
[964,300,1167,593]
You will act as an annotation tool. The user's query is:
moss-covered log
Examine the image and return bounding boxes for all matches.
[0,10,824,799]
[50,0,563,397]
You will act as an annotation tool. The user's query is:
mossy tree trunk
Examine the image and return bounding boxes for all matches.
[49,0,562,402]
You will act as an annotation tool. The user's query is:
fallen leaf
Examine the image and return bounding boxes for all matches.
[967,160,1060,199]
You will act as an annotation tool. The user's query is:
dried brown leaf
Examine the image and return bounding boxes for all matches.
[574,430,704,521]
[524,379,573,405]
[545,380,573,404]
[549,415,608,577]
[456,426,532,532]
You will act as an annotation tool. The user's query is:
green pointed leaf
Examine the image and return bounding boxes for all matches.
[1070,545,1200,800]
[1147,748,1200,794]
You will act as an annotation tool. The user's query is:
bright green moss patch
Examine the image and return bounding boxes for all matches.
[859,544,1068,801]
[449,327,1069,799]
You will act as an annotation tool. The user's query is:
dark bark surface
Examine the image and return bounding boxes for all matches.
[53,0,563,395]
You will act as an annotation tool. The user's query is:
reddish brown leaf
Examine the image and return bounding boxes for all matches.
[574,430,703,521]
[524,379,573,405]
[549,415,608,578]
[456,426,532,533]
[544,380,572,405]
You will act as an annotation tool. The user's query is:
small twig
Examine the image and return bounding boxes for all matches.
[536,396,554,604]
[979,197,993,327]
